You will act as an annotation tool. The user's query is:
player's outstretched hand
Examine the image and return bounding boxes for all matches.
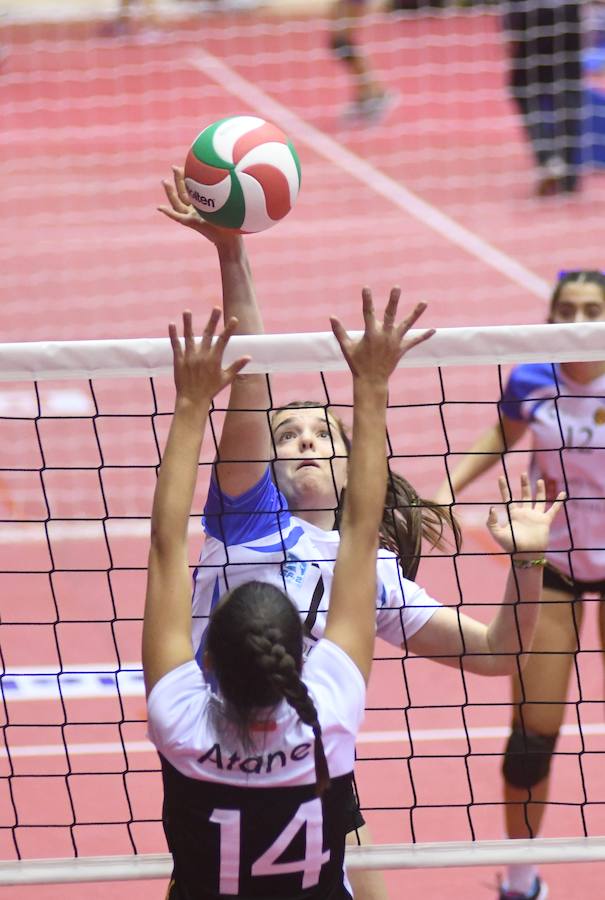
[486,473,566,556]
[169,309,250,405]
[158,167,238,246]
[330,287,434,384]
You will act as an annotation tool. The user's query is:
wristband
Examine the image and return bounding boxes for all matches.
[512,556,547,569]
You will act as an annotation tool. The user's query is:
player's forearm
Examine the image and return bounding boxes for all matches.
[150,398,210,551]
[216,238,271,417]
[341,378,388,538]
[216,238,264,335]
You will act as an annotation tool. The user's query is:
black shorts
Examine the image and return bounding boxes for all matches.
[345,775,365,835]
[543,563,605,598]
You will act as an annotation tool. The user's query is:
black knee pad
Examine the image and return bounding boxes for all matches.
[330,32,358,62]
[502,728,557,790]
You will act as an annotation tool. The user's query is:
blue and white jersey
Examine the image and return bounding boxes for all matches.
[148,639,362,899]
[501,362,605,580]
[191,468,440,664]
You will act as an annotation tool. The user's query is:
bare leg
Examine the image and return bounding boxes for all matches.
[330,0,385,105]
[502,585,582,895]
[597,595,605,712]
[346,823,390,900]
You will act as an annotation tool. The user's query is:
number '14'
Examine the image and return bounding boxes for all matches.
[210,797,330,894]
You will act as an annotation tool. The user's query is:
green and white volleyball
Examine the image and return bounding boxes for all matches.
[183,116,301,234]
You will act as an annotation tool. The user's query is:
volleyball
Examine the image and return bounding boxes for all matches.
[183,116,301,234]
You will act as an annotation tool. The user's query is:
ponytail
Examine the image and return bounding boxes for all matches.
[381,469,461,582]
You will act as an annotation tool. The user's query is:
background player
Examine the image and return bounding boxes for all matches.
[144,291,431,899]
[330,0,393,121]
[434,269,605,900]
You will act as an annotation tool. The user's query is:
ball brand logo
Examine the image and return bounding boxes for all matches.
[189,188,215,208]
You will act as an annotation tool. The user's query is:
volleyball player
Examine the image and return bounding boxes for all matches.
[159,166,564,900]
[434,270,605,900]
[144,291,434,899]
[329,0,394,121]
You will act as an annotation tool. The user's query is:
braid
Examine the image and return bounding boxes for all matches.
[246,628,331,797]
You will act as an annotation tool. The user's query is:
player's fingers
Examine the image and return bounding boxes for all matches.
[382,286,401,329]
[168,322,182,358]
[330,317,356,373]
[200,308,221,350]
[400,327,435,356]
[330,316,350,349]
[547,490,566,520]
[520,471,532,503]
[172,166,192,207]
[361,287,376,332]
[486,506,498,530]
[498,475,511,503]
[162,178,189,214]
[534,477,546,506]
[397,301,428,337]
[214,315,239,352]
[224,356,251,381]
[182,310,196,352]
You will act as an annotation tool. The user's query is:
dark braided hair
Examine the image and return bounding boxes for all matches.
[206,581,330,797]
[271,400,461,581]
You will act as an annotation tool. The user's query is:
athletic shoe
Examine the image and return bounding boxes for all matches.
[499,876,548,900]
[536,155,567,197]
[98,18,132,38]
[342,90,398,124]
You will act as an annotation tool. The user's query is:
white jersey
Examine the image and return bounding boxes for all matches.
[148,639,363,899]
[191,468,441,665]
[501,362,605,581]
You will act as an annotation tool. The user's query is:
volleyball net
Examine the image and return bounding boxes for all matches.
[2,321,605,886]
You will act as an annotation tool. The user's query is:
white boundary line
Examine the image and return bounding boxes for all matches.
[188,51,550,300]
[2,721,604,759]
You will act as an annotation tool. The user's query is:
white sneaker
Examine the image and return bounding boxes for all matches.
[342,90,398,124]
[499,877,549,900]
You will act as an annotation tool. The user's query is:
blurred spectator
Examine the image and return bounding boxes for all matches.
[100,0,159,39]
[503,0,585,196]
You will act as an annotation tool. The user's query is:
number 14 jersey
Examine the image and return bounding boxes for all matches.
[147,639,364,899]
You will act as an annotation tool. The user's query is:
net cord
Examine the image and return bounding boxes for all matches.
[1,322,604,382]
[3,837,605,884]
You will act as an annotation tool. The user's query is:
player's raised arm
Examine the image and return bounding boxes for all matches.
[142,310,250,696]
[158,166,271,497]
[324,289,434,683]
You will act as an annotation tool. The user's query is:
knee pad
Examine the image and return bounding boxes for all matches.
[330,32,358,62]
[502,728,557,790]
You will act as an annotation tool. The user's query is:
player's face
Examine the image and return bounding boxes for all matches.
[551,282,605,324]
[271,408,348,511]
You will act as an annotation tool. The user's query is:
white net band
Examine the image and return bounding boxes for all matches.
[3,837,605,885]
[2,322,605,885]
[2,322,605,381]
